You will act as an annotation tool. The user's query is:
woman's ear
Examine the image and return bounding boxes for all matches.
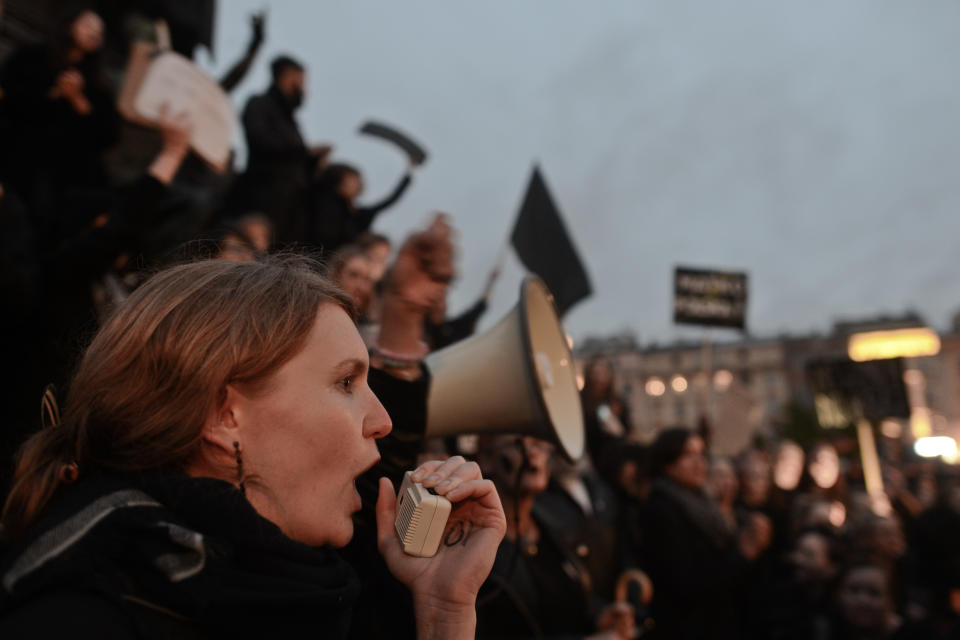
[195,385,245,470]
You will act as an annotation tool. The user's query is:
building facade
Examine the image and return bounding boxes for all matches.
[577,314,960,456]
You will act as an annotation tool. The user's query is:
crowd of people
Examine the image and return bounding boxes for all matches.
[2,5,960,640]
[572,358,960,639]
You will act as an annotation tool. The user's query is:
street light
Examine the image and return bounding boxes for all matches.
[914,436,959,463]
[645,377,666,397]
[845,325,942,513]
[848,327,940,362]
[671,375,688,393]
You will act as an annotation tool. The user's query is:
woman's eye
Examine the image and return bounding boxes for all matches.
[340,376,354,392]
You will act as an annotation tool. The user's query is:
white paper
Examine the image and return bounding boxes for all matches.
[133,52,237,171]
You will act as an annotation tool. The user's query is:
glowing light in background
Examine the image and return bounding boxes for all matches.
[848,328,940,362]
[829,501,846,528]
[671,375,688,393]
[880,419,903,439]
[645,377,666,397]
[911,409,932,439]
[809,444,840,489]
[713,369,733,391]
[773,441,804,491]
[914,436,959,463]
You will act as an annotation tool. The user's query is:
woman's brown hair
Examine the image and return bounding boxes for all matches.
[2,255,353,541]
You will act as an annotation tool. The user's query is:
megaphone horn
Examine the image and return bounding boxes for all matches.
[424,276,585,462]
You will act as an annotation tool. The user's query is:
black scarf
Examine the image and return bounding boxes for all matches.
[0,471,360,637]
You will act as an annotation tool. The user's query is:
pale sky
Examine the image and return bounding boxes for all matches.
[199,0,960,345]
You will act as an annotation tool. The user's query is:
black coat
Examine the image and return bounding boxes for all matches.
[641,480,749,640]
[345,367,430,640]
[0,175,172,493]
[536,472,624,605]
[0,43,118,215]
[308,173,411,254]
[231,87,314,244]
[424,297,488,351]
[0,471,360,638]
[477,506,595,640]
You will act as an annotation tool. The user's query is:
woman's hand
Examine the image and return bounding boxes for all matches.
[373,215,456,380]
[50,70,92,114]
[386,214,455,312]
[147,105,192,185]
[376,456,506,639]
[51,69,84,99]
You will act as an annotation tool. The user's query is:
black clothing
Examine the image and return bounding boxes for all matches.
[581,396,631,490]
[345,366,430,640]
[911,504,960,595]
[32,174,170,388]
[1,174,171,492]
[751,568,832,640]
[424,297,489,350]
[825,617,930,640]
[231,86,314,244]
[308,173,411,254]
[641,478,748,640]
[536,471,624,605]
[0,189,40,491]
[0,471,360,638]
[477,505,595,639]
[0,43,118,216]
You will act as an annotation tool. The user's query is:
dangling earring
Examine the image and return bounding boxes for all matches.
[233,441,246,497]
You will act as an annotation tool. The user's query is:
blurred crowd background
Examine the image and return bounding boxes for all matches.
[3,2,960,639]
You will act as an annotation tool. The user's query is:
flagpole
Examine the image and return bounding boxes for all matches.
[481,231,511,301]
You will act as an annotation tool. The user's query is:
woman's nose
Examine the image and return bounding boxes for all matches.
[364,392,393,439]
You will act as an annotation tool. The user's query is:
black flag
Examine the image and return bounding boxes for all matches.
[510,166,592,315]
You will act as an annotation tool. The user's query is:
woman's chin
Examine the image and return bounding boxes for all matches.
[326,522,355,548]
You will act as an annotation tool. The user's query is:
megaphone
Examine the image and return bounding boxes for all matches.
[424,276,585,461]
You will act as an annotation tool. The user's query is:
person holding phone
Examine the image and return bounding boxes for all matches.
[0,252,506,638]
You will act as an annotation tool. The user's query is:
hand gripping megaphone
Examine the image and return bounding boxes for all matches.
[423,276,584,462]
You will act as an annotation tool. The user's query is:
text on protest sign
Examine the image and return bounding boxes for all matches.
[673,266,748,329]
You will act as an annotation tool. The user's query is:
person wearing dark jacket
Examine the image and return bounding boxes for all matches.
[0,7,118,218]
[0,112,192,494]
[537,458,625,607]
[0,255,506,638]
[229,55,329,245]
[641,427,771,640]
[308,162,412,254]
[580,359,631,489]
[423,262,499,351]
[475,435,636,640]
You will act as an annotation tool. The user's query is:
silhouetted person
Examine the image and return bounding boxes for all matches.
[0,6,118,220]
[307,162,411,254]
[476,435,636,640]
[642,427,771,640]
[828,560,925,640]
[219,12,266,93]
[231,55,329,244]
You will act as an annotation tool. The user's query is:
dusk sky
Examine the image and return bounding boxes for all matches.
[200,1,960,345]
